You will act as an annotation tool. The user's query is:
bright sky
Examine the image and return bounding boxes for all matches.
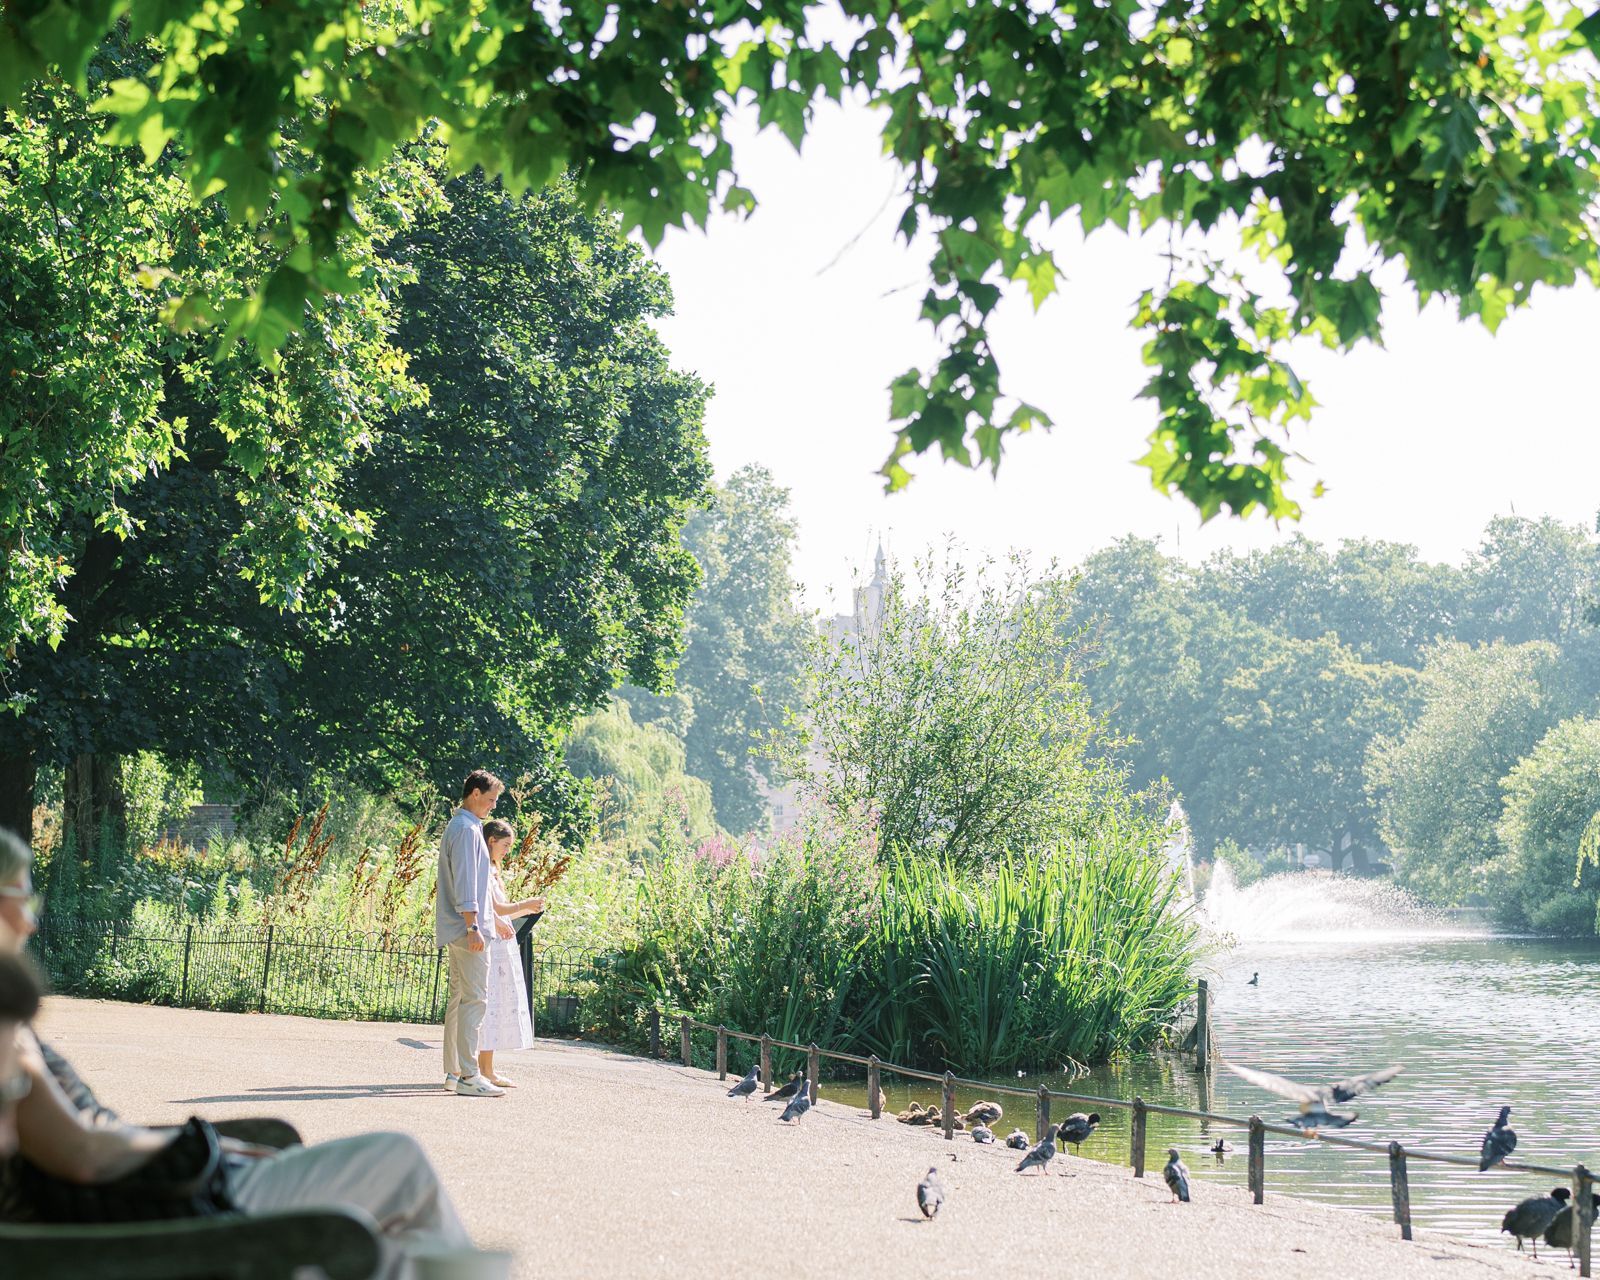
[648,99,1600,610]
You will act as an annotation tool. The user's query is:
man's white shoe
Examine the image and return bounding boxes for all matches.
[444,1073,460,1092]
[455,1074,505,1097]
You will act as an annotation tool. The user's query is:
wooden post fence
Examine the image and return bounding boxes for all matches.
[1248,1116,1265,1204]
[1575,1163,1594,1278]
[627,1000,1594,1249]
[1195,978,1209,1073]
[1389,1142,1412,1241]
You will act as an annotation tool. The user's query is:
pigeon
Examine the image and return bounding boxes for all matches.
[1015,1126,1058,1176]
[1479,1106,1518,1172]
[1163,1147,1191,1202]
[1247,972,1259,986]
[1004,1128,1030,1150]
[1502,1187,1570,1257]
[727,1062,760,1100]
[1224,1061,1403,1132]
[1055,1112,1100,1153]
[963,1101,1003,1127]
[970,1123,995,1144]
[767,1070,805,1102]
[1544,1192,1599,1267]
[917,1166,946,1219]
[779,1090,812,1124]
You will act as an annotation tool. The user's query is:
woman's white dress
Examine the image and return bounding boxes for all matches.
[478,870,534,1051]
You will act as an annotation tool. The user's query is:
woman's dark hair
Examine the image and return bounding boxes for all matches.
[482,820,514,844]
[0,954,41,1023]
[461,770,504,802]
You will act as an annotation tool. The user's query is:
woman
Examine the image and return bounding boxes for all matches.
[0,829,481,1276]
[475,819,544,1087]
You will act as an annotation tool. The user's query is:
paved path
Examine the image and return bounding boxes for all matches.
[34,997,1573,1280]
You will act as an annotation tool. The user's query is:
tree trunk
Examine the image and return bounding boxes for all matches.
[0,751,35,843]
[63,753,124,851]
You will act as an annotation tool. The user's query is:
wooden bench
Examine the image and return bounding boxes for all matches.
[0,1118,382,1280]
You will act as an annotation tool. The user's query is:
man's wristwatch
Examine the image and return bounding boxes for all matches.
[467,924,479,933]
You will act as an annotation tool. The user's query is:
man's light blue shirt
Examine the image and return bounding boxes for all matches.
[435,807,492,947]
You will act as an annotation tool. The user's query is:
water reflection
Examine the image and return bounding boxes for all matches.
[818,874,1600,1250]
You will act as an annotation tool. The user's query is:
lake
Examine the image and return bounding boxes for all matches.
[819,869,1600,1251]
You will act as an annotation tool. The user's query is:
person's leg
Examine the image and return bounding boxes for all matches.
[477,1048,493,1080]
[228,1132,472,1279]
[456,945,489,1079]
[442,944,466,1080]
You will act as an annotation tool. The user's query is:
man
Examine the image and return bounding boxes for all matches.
[437,770,506,1096]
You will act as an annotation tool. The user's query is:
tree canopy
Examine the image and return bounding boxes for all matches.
[0,32,434,655]
[1,163,713,840]
[1076,516,1600,866]
[8,2,1599,532]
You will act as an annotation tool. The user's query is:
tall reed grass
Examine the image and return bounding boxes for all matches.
[602,807,1203,1072]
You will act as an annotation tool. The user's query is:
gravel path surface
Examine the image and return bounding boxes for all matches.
[34,996,1574,1280]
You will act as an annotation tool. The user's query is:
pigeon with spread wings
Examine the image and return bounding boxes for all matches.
[1224,1062,1403,1133]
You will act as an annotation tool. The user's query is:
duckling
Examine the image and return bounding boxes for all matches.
[970,1123,996,1144]
[1502,1188,1571,1257]
[1004,1128,1030,1150]
[1055,1111,1100,1153]
[1545,1192,1599,1268]
[896,1101,927,1124]
[962,1100,1004,1127]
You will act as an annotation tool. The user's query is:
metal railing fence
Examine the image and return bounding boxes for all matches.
[35,916,607,1031]
[637,992,1596,1276]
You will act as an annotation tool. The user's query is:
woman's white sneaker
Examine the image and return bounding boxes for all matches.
[455,1074,506,1097]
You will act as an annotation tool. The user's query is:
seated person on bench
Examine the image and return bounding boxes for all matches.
[0,829,475,1278]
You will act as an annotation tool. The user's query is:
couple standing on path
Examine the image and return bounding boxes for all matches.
[436,770,546,1097]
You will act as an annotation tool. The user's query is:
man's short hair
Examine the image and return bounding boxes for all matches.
[483,820,515,844]
[461,770,504,802]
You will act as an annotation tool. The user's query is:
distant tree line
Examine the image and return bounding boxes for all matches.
[1075,519,1600,932]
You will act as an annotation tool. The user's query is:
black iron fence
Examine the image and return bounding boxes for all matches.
[34,915,606,1032]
